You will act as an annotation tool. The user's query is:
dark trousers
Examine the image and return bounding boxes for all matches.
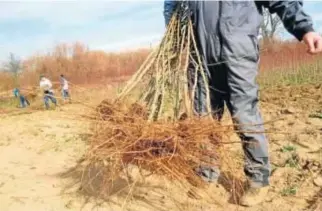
[44,91,57,109]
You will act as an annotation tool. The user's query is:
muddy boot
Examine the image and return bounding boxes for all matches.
[239,186,269,207]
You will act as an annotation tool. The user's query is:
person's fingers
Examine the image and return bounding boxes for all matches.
[309,38,322,54]
[315,38,322,53]
[306,38,315,54]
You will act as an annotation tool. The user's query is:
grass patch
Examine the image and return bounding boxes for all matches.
[281,145,297,153]
[285,154,299,168]
[309,112,322,119]
[281,185,298,196]
[280,145,300,168]
[258,60,322,88]
[0,97,18,109]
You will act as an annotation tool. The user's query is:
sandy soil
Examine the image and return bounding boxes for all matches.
[0,84,321,211]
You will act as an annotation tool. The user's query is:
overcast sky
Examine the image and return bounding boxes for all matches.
[1,0,322,62]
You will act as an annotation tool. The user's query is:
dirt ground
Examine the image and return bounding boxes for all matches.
[0,84,321,211]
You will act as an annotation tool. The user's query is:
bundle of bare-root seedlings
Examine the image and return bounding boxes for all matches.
[83,2,241,202]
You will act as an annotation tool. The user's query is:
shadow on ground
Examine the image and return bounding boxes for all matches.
[57,156,249,211]
[57,159,200,211]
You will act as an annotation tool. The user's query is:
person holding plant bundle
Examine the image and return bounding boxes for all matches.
[164,0,322,207]
[39,75,57,109]
[60,74,71,102]
[13,88,30,108]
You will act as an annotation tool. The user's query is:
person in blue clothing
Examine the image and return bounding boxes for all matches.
[164,0,177,26]
[39,75,57,109]
[13,88,19,98]
[163,0,322,206]
[13,88,30,108]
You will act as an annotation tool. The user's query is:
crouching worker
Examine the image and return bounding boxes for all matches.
[13,88,30,108]
[164,0,322,207]
[39,75,57,109]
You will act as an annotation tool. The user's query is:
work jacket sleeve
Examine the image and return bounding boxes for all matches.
[262,0,314,41]
[163,0,178,26]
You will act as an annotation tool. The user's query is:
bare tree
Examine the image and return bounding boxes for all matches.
[3,53,22,86]
[260,8,282,40]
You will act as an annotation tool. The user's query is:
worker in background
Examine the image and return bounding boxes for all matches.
[39,75,57,109]
[164,0,322,207]
[13,88,30,108]
[60,74,70,102]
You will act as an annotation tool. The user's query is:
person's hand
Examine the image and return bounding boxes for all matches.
[302,31,322,54]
